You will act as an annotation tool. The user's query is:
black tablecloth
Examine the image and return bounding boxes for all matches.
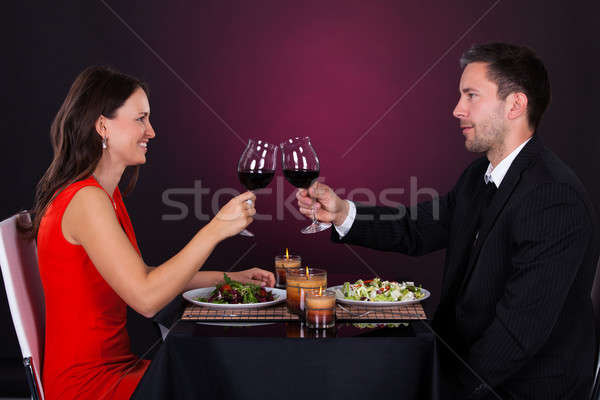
[131,321,440,400]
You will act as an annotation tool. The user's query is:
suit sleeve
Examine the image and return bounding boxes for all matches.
[460,183,593,398]
[330,187,455,256]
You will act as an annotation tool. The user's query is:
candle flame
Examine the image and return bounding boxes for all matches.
[319,286,322,296]
[306,266,309,278]
[285,248,289,259]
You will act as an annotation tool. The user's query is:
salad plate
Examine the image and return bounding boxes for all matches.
[331,279,430,307]
[183,287,286,309]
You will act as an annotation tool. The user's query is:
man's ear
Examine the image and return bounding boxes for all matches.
[506,92,528,121]
[95,115,107,138]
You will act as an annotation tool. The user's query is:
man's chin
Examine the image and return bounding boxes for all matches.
[464,140,475,152]
[464,140,486,154]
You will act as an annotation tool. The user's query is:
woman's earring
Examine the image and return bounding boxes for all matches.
[102,136,107,149]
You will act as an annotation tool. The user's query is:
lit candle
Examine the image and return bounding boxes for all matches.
[305,288,336,329]
[274,248,302,288]
[286,267,327,315]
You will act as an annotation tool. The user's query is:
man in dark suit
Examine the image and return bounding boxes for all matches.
[297,43,599,399]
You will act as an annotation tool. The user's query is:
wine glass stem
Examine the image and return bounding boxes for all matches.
[311,196,318,225]
[239,192,255,237]
[310,181,319,224]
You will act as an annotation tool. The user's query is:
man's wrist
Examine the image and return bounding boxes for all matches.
[334,199,350,226]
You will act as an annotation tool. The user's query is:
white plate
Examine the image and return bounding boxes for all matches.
[330,284,430,307]
[182,287,286,309]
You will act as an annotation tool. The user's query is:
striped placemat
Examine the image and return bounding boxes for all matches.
[335,302,426,321]
[182,303,300,321]
[181,302,426,322]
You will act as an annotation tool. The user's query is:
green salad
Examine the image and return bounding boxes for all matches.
[197,273,275,304]
[340,278,425,302]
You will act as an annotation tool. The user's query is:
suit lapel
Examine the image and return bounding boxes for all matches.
[457,136,543,296]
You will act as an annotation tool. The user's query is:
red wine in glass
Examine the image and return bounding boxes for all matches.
[280,137,331,234]
[282,169,319,189]
[237,139,277,237]
[238,170,275,190]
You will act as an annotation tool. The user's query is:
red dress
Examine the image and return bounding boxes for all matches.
[37,176,150,399]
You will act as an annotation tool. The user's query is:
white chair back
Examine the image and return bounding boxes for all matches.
[590,257,600,400]
[0,212,45,399]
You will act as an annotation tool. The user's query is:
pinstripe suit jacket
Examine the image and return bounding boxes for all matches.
[332,136,599,399]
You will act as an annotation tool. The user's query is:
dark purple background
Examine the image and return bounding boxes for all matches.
[1,0,599,394]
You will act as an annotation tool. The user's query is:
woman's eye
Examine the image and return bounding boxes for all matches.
[137,116,145,122]
[468,93,476,99]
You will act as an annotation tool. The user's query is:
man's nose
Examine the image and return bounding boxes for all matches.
[453,100,467,119]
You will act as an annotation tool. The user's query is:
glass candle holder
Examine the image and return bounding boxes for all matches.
[286,268,327,315]
[285,322,306,338]
[304,289,336,329]
[274,254,302,288]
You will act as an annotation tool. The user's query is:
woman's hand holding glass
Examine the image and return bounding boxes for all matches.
[208,191,257,240]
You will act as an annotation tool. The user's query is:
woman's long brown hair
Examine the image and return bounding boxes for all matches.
[27,66,148,239]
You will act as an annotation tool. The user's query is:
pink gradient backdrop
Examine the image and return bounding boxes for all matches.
[4,0,599,317]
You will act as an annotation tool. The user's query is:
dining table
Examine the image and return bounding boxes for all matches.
[131,274,446,400]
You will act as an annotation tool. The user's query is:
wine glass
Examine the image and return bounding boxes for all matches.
[280,137,331,234]
[236,139,277,237]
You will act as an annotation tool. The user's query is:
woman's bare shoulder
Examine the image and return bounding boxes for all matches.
[62,186,118,244]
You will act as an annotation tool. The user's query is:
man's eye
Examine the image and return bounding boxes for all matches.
[468,93,476,99]
[137,116,145,122]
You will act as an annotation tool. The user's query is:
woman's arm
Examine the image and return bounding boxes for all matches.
[182,268,276,291]
[62,186,256,318]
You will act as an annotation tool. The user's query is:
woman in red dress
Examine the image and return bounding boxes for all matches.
[30,66,274,399]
